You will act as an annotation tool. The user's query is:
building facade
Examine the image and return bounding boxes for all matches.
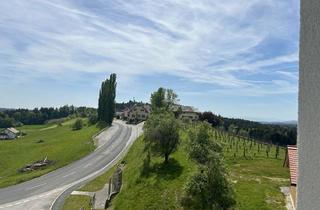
[126,104,151,124]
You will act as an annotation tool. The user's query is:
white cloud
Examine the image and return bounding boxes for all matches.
[0,0,299,96]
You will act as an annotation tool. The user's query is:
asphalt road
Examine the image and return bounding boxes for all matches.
[0,121,139,209]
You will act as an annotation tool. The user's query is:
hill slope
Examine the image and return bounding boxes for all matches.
[63,124,290,210]
[0,118,99,188]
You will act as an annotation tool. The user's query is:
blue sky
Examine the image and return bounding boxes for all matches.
[0,0,299,121]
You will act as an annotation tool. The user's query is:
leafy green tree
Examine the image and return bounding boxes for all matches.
[187,123,222,164]
[184,123,235,209]
[98,73,117,125]
[185,154,235,210]
[206,154,235,209]
[144,112,180,163]
[165,89,179,109]
[98,81,106,121]
[184,168,208,208]
[72,119,83,130]
[174,106,183,118]
[199,111,222,127]
[150,87,179,112]
[150,87,166,111]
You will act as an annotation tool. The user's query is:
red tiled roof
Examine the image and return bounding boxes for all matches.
[287,145,298,185]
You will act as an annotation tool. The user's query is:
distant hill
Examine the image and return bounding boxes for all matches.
[0,108,13,112]
[261,120,297,126]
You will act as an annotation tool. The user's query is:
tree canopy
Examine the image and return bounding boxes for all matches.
[184,122,235,210]
[0,106,96,128]
[98,73,117,125]
[187,123,222,164]
[150,87,179,112]
[144,111,180,163]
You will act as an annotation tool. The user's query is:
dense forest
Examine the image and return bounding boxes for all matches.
[199,111,297,146]
[0,105,96,128]
[115,100,147,112]
[0,100,139,128]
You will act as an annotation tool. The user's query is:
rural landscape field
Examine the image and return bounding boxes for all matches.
[62,124,290,210]
[0,1,299,210]
[0,118,99,188]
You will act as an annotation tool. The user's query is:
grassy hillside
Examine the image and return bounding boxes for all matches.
[63,124,289,210]
[0,118,100,188]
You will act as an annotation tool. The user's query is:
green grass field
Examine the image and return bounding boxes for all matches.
[0,118,100,188]
[63,195,92,210]
[62,125,290,210]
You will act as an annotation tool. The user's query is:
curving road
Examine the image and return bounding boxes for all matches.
[0,121,142,210]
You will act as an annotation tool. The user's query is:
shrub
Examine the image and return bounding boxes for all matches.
[184,122,235,209]
[187,123,222,164]
[72,119,83,130]
[184,155,235,210]
[88,114,98,125]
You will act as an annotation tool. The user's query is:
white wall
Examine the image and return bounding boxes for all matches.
[298,0,320,209]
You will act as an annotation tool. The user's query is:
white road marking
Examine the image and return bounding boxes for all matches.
[25,183,47,191]
[62,171,76,178]
[83,163,92,168]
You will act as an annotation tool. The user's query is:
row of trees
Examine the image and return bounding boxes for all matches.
[98,73,117,125]
[0,106,96,128]
[183,123,235,210]
[200,111,297,146]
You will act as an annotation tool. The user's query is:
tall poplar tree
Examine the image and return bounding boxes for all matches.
[98,73,117,125]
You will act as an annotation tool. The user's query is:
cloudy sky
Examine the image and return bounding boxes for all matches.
[0,0,299,121]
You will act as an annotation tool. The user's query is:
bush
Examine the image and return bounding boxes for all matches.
[88,114,98,125]
[184,155,235,210]
[72,119,83,130]
[187,123,222,164]
[184,122,235,209]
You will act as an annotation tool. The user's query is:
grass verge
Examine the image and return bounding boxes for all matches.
[63,195,92,210]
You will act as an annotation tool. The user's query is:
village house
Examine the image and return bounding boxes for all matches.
[0,127,20,140]
[124,104,151,124]
[119,107,131,121]
[172,105,200,123]
[284,145,298,209]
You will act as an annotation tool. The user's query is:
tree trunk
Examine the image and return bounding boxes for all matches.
[164,153,169,164]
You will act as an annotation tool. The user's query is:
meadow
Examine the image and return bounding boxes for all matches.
[0,118,99,188]
[62,123,290,210]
